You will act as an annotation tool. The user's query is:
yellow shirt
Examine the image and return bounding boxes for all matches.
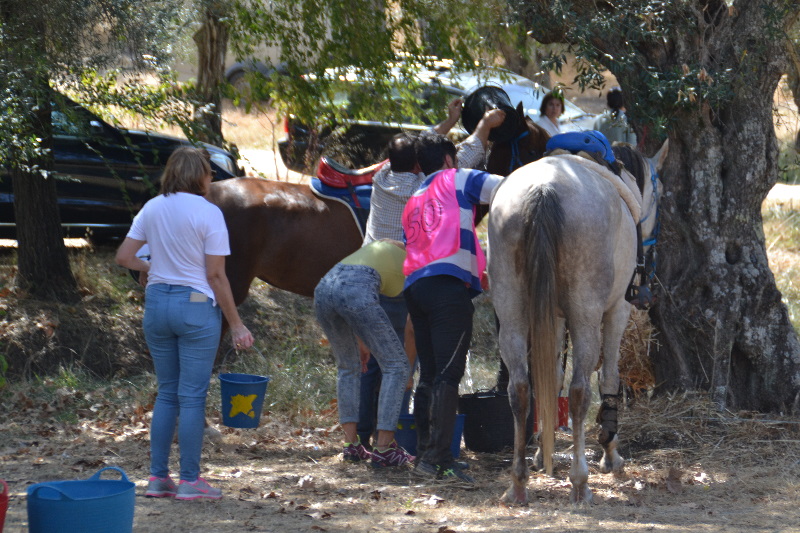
[340,241,407,297]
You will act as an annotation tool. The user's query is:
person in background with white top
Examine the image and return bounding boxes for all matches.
[116,147,254,501]
[535,90,565,137]
[593,86,637,145]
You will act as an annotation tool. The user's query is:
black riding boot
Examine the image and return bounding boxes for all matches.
[413,382,433,461]
[423,382,474,483]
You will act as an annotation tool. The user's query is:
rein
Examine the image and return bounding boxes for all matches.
[508,130,530,174]
[640,161,660,251]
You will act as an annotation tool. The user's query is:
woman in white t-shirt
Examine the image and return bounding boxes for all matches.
[116,147,253,501]
[535,90,565,137]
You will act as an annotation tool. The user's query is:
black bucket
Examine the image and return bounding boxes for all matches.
[461,86,520,143]
[458,390,534,453]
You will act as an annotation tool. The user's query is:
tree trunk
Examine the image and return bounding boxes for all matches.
[636,8,800,412]
[787,38,800,151]
[193,3,229,147]
[497,30,551,88]
[3,3,79,302]
[12,160,79,303]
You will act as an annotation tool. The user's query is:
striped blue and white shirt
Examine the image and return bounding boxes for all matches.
[402,167,503,296]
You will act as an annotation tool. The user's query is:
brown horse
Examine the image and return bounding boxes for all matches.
[205,177,363,304]
[487,104,551,177]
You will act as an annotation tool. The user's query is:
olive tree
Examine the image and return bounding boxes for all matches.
[511,0,800,411]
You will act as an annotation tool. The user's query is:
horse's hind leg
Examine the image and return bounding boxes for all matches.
[597,302,630,473]
[567,320,601,504]
[498,319,532,504]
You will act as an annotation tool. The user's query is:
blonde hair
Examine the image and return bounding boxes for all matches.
[160,146,212,196]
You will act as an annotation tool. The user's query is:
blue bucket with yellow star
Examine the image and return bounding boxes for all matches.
[219,373,270,428]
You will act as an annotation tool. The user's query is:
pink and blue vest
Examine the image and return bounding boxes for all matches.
[402,168,488,294]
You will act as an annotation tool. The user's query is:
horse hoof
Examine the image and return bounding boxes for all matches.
[569,485,593,505]
[599,453,625,474]
[502,486,529,505]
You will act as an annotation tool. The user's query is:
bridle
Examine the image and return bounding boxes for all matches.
[507,129,545,175]
[508,129,530,174]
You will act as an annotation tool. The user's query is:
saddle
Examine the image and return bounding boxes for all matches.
[316,156,387,188]
[310,156,386,237]
[545,131,622,176]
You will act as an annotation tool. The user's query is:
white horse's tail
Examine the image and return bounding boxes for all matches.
[519,183,563,476]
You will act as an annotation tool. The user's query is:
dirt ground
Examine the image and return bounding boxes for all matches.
[2,379,799,532]
[2,154,800,533]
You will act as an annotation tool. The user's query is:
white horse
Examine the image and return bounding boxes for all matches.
[487,142,667,504]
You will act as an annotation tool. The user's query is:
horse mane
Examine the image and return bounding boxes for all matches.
[611,143,646,193]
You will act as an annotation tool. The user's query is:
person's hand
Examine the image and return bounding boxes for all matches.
[138,270,148,288]
[433,97,464,136]
[483,108,506,129]
[480,269,490,291]
[447,97,463,122]
[232,324,254,351]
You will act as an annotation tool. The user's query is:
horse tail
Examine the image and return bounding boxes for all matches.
[518,182,563,476]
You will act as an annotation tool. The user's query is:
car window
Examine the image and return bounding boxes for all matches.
[51,103,109,138]
[52,110,83,136]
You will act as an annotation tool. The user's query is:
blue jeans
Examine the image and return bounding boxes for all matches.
[358,293,408,444]
[314,264,410,433]
[144,284,222,482]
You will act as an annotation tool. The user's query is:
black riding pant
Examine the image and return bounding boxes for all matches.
[404,275,473,390]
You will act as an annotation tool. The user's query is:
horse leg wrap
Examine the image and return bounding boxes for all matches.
[596,394,621,446]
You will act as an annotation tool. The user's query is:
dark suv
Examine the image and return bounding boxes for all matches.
[0,95,243,240]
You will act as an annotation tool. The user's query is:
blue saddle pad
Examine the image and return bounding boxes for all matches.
[546,130,616,165]
[310,178,372,235]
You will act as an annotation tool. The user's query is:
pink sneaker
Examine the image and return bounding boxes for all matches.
[145,476,177,498]
[370,440,415,468]
[343,438,372,462]
[175,477,222,500]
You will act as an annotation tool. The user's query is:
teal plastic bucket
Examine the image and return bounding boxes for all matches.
[395,413,465,458]
[219,373,270,428]
[26,467,134,533]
